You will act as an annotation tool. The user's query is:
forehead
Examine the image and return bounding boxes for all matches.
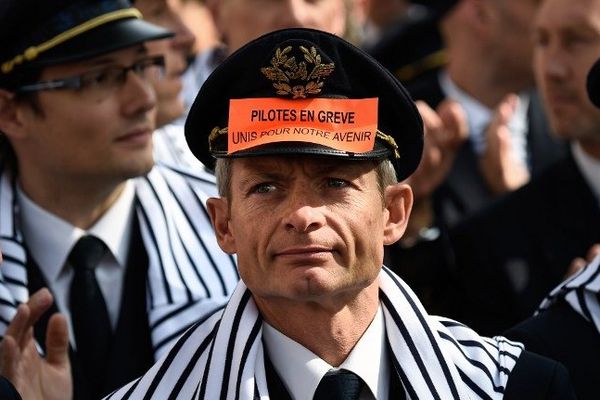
[536,0,600,30]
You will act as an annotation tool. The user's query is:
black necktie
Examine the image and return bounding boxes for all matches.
[313,369,365,400]
[68,235,112,398]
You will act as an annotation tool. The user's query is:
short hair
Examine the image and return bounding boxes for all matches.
[214,157,398,202]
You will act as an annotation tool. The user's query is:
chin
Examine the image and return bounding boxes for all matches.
[121,157,155,180]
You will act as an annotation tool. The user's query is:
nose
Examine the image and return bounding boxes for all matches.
[281,187,327,233]
[537,43,570,83]
[283,205,327,233]
[543,57,569,83]
[119,72,156,117]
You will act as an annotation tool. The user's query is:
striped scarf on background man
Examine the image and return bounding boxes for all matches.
[0,162,239,359]
[106,267,524,400]
[537,253,600,334]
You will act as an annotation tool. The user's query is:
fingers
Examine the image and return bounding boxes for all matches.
[26,288,53,325]
[480,93,530,193]
[45,313,70,367]
[488,94,518,135]
[0,334,19,379]
[586,244,600,261]
[4,304,31,348]
[411,100,466,201]
[564,244,600,279]
[437,99,468,148]
[4,288,53,351]
[485,94,518,156]
[566,257,587,279]
[416,100,442,138]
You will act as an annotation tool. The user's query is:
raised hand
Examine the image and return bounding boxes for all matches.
[565,244,600,279]
[0,288,72,400]
[401,99,468,244]
[407,99,468,202]
[480,94,530,194]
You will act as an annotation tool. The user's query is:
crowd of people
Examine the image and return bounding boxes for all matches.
[0,0,598,399]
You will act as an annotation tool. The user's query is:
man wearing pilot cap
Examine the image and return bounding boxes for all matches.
[0,1,240,399]
[106,28,574,400]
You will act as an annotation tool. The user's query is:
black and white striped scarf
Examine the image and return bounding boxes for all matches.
[106,267,523,400]
[537,253,600,334]
[0,162,239,359]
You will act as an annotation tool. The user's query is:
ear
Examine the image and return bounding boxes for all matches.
[0,89,25,139]
[382,183,413,245]
[464,0,493,32]
[206,196,237,254]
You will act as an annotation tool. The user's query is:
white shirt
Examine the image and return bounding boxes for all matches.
[261,306,390,400]
[439,71,530,168]
[17,181,136,347]
[572,141,600,206]
[153,124,209,172]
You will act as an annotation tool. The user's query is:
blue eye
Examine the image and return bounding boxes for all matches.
[327,178,348,188]
[252,183,277,194]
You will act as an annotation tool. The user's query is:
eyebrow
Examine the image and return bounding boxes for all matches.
[81,45,148,67]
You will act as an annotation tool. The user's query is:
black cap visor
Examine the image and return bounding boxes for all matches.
[27,17,173,68]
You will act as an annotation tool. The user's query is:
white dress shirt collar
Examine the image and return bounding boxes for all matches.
[262,306,389,400]
[572,141,600,205]
[17,180,135,283]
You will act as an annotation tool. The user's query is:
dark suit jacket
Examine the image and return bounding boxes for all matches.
[504,350,576,399]
[505,301,599,400]
[450,154,600,335]
[0,377,21,400]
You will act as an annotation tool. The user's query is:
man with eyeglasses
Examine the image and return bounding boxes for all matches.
[0,1,239,399]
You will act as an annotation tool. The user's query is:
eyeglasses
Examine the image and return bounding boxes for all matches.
[15,55,166,100]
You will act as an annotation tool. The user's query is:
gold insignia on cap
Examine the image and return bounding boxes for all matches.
[377,130,400,159]
[209,126,228,152]
[261,45,335,99]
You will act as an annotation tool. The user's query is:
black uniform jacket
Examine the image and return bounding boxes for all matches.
[505,301,599,400]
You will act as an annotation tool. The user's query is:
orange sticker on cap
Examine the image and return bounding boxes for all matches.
[227,98,378,154]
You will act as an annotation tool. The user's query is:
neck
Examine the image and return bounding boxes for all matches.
[18,173,127,229]
[255,280,380,367]
[446,57,509,109]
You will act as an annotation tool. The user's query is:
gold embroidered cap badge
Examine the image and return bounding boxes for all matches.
[260,45,335,99]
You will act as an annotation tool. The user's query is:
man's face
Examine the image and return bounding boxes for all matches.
[533,0,600,143]
[209,0,347,53]
[136,0,195,127]
[208,156,410,305]
[11,46,157,189]
[486,0,540,91]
